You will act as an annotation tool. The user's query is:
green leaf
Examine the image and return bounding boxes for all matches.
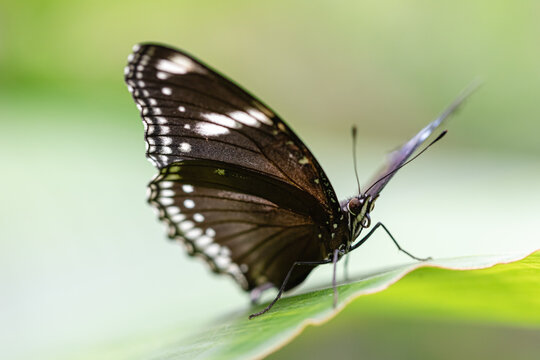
[122,250,539,360]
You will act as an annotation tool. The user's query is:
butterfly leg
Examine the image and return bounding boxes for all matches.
[349,222,432,261]
[343,253,351,281]
[249,258,332,319]
[250,282,275,304]
[332,249,340,307]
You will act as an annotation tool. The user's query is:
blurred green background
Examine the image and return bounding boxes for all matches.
[1,1,539,359]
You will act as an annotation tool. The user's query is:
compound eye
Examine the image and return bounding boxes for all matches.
[348,198,362,215]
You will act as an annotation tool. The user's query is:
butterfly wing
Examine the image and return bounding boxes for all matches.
[124,44,347,291]
[365,85,478,199]
[148,160,328,290]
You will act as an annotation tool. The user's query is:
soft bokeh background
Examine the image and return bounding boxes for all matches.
[1,1,539,359]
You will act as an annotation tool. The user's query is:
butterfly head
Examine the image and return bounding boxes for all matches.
[346,194,378,240]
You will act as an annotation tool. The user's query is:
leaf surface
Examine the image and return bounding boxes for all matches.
[134,250,539,360]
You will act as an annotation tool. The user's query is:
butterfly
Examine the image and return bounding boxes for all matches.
[124,43,476,318]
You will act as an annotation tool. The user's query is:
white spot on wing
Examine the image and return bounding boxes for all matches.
[185,228,203,239]
[227,263,247,288]
[206,228,216,237]
[298,157,309,164]
[220,247,231,257]
[193,213,204,222]
[158,181,174,189]
[160,137,173,145]
[215,256,231,269]
[205,243,220,257]
[156,59,189,75]
[195,235,212,247]
[182,184,194,193]
[184,199,195,208]
[156,71,169,80]
[229,111,259,127]
[201,113,237,128]
[155,54,206,75]
[195,123,230,136]
[248,108,273,125]
[179,220,194,232]
[160,189,175,197]
[179,142,191,152]
[159,126,172,134]
[159,181,174,188]
[178,106,186,112]
[171,213,186,223]
[159,198,174,206]
[162,87,172,95]
[418,128,431,143]
[145,117,167,125]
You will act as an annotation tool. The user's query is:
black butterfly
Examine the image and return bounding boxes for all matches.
[124,43,475,318]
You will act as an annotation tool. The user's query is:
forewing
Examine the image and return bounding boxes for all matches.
[124,43,340,216]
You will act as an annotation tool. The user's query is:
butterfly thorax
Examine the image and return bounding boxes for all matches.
[320,212,351,260]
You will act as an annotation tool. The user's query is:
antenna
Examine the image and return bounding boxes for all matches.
[364,130,448,194]
[352,126,361,195]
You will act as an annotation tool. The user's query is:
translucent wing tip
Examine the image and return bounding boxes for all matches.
[438,78,483,122]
